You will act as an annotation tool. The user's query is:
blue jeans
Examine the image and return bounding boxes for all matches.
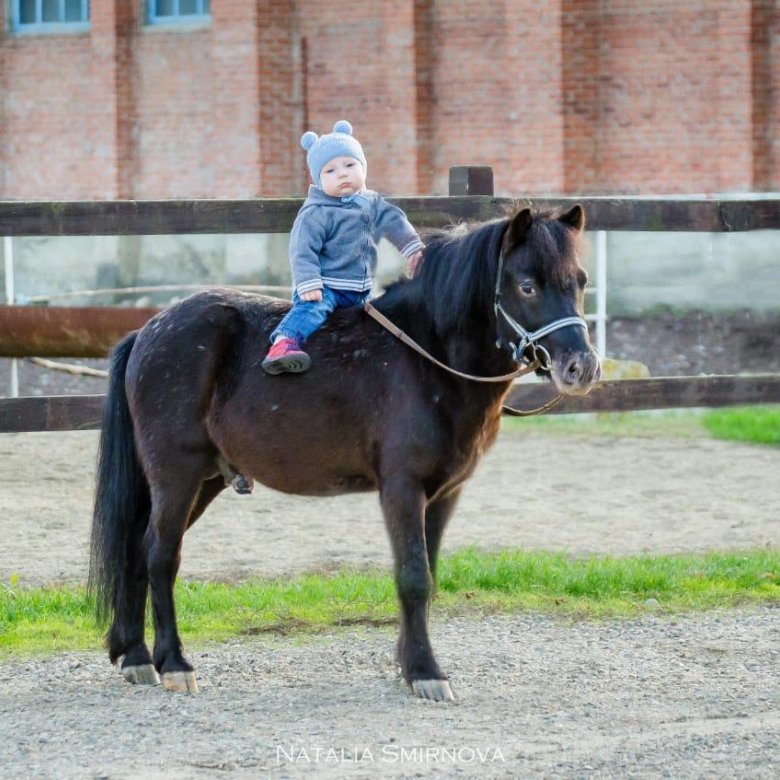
[270,287,371,345]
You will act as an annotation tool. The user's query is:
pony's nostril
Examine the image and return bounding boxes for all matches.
[565,357,582,382]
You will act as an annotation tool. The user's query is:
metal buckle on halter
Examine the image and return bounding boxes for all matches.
[527,341,553,371]
[510,337,552,372]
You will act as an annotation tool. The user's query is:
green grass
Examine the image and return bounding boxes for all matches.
[1,549,777,658]
[702,405,780,446]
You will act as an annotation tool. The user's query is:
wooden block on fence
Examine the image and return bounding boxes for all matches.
[448,166,495,196]
[0,395,104,433]
[504,374,780,415]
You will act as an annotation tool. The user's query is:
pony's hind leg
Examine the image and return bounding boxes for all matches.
[187,476,228,529]
[380,476,454,702]
[111,517,158,686]
[144,458,213,693]
[115,477,225,687]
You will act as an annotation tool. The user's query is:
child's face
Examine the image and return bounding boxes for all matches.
[319,156,366,197]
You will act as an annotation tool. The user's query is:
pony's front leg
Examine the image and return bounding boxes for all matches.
[380,476,454,702]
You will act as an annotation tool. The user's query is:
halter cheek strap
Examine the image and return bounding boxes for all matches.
[493,249,588,370]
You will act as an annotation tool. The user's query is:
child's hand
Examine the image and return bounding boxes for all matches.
[300,289,323,302]
[406,250,423,277]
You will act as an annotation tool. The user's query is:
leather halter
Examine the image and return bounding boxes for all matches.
[493,246,589,371]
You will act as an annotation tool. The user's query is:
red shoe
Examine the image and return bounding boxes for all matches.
[262,337,311,375]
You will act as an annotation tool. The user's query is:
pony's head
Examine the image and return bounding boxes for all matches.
[496,205,601,395]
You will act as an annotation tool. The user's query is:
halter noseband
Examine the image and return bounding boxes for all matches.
[493,247,589,371]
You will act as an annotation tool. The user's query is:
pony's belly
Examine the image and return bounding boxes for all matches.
[252,469,377,497]
[209,385,380,496]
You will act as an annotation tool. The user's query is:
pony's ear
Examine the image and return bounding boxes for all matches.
[503,208,533,251]
[559,204,585,231]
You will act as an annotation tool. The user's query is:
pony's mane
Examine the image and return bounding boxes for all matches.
[379,216,507,333]
[379,207,580,334]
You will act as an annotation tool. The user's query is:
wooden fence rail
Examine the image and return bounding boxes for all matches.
[2,194,780,236]
[2,375,779,433]
[2,167,779,432]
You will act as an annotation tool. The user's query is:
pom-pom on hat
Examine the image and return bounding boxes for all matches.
[301,120,367,186]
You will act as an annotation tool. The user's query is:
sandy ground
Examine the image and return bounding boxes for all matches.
[0,427,778,779]
[0,428,777,587]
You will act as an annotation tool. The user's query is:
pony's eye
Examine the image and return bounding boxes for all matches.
[518,281,536,297]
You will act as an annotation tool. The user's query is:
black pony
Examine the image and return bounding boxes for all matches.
[89,205,600,701]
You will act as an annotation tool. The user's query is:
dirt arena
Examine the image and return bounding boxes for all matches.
[0,427,777,587]
[0,426,778,779]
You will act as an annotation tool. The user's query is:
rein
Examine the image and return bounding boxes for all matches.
[363,242,589,416]
[364,302,540,383]
[364,303,567,417]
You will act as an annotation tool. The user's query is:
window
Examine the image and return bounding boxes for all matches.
[12,0,90,32]
[149,0,211,25]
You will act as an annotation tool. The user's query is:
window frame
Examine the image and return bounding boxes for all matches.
[11,0,90,35]
[147,0,211,26]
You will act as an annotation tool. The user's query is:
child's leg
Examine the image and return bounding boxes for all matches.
[333,288,372,308]
[269,288,339,345]
[263,289,343,374]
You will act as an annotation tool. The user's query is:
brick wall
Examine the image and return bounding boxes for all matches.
[296,0,420,195]
[0,21,119,198]
[133,24,214,198]
[0,0,778,198]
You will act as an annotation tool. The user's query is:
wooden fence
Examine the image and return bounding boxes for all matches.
[2,166,779,433]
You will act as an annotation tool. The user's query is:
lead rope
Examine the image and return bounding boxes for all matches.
[501,393,564,417]
[363,303,562,416]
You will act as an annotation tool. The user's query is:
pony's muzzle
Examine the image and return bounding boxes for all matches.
[552,350,601,395]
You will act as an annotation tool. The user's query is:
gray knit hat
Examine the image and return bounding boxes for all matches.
[301,120,367,186]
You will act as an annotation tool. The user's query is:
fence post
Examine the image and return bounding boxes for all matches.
[448,166,494,196]
[594,230,608,358]
[3,236,19,397]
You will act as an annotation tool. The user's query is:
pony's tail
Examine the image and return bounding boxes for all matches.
[88,332,150,658]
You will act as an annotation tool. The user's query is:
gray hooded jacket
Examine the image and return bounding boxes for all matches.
[289,186,424,296]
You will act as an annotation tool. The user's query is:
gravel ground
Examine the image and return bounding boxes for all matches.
[1,609,778,779]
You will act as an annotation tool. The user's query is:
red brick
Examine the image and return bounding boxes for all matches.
[0,0,777,198]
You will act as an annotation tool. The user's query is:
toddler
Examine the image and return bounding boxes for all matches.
[262,120,424,374]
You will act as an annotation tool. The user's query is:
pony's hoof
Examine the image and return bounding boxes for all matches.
[122,664,160,686]
[162,671,199,693]
[412,679,455,702]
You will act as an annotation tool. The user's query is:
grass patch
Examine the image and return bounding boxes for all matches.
[1,549,777,658]
[702,405,780,446]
